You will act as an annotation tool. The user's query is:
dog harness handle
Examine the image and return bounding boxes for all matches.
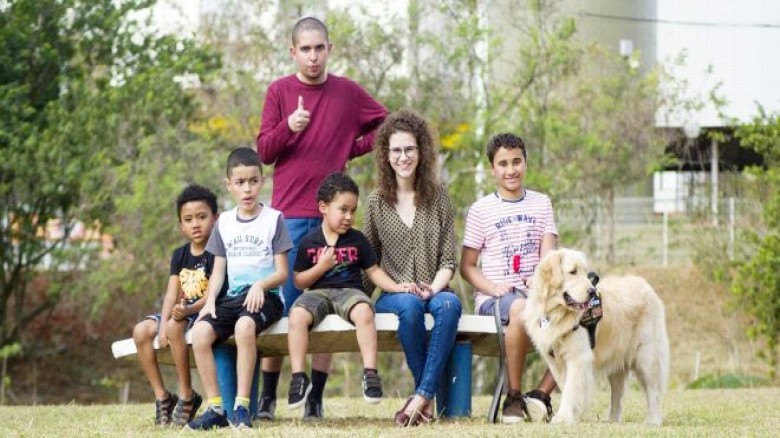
[579,272,603,349]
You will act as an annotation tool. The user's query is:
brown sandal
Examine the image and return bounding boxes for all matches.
[394,396,414,427]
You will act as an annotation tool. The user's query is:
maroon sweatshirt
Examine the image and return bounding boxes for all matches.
[256,73,387,218]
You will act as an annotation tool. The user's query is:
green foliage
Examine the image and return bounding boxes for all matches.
[0,343,21,360]
[686,373,770,390]
[0,0,220,345]
[731,109,780,377]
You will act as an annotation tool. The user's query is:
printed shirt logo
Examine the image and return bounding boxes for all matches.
[308,246,359,279]
[225,232,275,298]
[180,266,208,302]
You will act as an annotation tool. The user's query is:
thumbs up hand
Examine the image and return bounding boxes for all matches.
[288,95,311,133]
[172,298,187,321]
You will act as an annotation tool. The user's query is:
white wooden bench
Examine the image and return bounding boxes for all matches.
[112,312,507,422]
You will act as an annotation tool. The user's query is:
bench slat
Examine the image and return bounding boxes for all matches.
[111,314,500,365]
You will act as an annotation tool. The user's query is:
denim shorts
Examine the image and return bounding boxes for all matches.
[478,289,527,325]
[143,312,198,333]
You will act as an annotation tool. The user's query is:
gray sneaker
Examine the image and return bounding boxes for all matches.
[256,396,276,421]
[303,399,324,422]
[288,373,312,410]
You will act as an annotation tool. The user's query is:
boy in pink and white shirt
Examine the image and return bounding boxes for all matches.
[461,133,558,424]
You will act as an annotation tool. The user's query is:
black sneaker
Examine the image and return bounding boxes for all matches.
[187,407,229,430]
[154,392,178,426]
[303,399,324,422]
[501,390,528,424]
[524,389,553,423]
[362,370,383,404]
[172,391,202,426]
[256,396,276,421]
[231,406,252,429]
[287,373,312,410]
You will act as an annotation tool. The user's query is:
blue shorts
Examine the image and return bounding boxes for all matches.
[282,218,322,316]
[143,312,198,333]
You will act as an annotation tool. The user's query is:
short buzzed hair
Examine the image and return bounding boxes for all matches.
[292,16,329,45]
[226,147,262,177]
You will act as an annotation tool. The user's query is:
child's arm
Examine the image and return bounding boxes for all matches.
[460,246,513,297]
[198,256,227,319]
[293,246,337,291]
[172,295,207,321]
[157,275,181,347]
[244,253,289,313]
[540,232,559,258]
[363,264,416,294]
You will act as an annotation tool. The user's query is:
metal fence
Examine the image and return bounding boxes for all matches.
[556,197,764,266]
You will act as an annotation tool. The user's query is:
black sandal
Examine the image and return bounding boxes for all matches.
[172,391,203,426]
[155,392,178,425]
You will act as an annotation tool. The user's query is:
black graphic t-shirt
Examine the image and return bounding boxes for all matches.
[169,243,225,304]
[294,228,378,291]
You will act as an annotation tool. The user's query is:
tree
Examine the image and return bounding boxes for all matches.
[0,0,218,348]
[542,46,668,261]
[732,107,780,377]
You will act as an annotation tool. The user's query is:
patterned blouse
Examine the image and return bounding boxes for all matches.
[363,185,457,289]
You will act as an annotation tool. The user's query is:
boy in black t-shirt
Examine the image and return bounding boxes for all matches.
[133,184,225,426]
[286,173,412,411]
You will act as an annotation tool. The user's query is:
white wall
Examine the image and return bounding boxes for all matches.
[657,0,780,127]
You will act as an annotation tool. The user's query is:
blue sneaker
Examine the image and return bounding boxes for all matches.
[187,407,229,430]
[232,406,252,429]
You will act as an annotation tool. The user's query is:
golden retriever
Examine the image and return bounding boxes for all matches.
[523,249,669,425]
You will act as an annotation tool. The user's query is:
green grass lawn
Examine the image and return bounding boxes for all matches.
[1,387,779,436]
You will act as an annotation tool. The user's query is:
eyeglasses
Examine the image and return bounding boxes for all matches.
[388,146,418,158]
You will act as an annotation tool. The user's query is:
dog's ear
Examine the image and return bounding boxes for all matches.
[538,250,563,291]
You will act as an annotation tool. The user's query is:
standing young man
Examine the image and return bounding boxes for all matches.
[256,16,388,421]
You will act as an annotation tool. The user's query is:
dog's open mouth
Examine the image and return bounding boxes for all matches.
[564,292,590,310]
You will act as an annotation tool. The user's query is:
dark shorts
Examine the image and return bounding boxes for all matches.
[478,289,528,325]
[143,312,198,333]
[199,292,284,345]
[292,288,373,328]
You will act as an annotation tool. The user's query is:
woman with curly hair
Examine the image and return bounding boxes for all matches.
[363,109,462,426]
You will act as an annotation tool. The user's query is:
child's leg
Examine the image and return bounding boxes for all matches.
[133,318,167,400]
[288,307,313,373]
[349,302,378,369]
[191,321,220,399]
[166,317,193,399]
[234,315,258,400]
[537,370,557,393]
[505,297,531,392]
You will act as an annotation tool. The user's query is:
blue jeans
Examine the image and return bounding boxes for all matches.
[375,290,462,399]
[282,218,322,316]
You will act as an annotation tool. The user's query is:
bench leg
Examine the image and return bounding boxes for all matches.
[435,341,473,418]
[487,304,507,423]
[214,344,260,420]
